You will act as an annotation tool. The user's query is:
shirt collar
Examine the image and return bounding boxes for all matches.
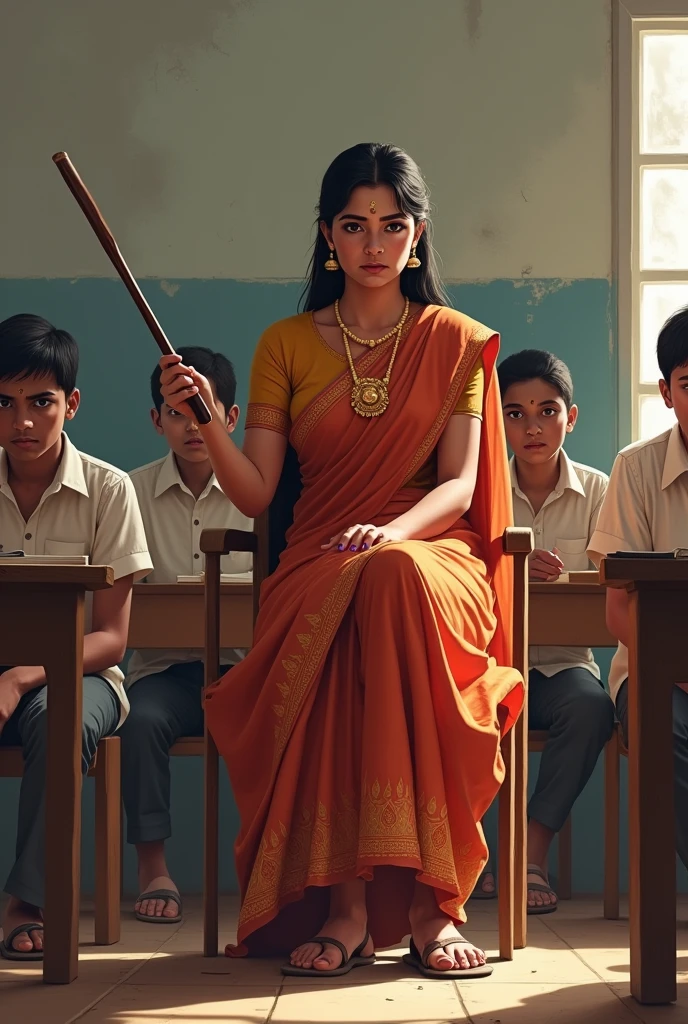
[509,449,584,500]
[0,432,88,498]
[661,423,688,490]
[154,449,222,500]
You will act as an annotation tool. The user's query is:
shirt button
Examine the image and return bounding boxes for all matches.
[194,553,200,560]
[25,532,32,540]
[194,519,200,526]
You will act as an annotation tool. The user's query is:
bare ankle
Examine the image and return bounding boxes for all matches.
[328,880,367,920]
[135,842,170,886]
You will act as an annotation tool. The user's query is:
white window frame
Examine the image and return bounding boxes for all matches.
[614,0,688,445]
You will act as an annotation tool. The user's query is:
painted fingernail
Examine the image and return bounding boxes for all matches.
[337,544,344,551]
[361,543,369,551]
[350,545,357,552]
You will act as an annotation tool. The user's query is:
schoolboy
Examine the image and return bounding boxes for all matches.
[0,314,151,960]
[588,308,688,870]
[476,349,614,914]
[122,347,252,923]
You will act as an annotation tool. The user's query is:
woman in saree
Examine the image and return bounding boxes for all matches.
[159,143,524,980]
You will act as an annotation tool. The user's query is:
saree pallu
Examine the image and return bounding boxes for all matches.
[205,305,524,955]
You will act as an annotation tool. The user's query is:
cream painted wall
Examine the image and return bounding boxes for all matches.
[2,0,610,280]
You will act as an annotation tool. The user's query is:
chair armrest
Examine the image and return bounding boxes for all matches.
[200,528,257,555]
[502,526,534,555]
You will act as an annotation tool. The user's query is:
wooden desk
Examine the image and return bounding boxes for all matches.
[529,572,616,647]
[129,583,253,649]
[0,564,113,984]
[600,558,688,1006]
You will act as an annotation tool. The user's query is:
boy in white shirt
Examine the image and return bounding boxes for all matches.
[588,307,688,870]
[475,350,613,914]
[0,314,152,960]
[123,347,252,924]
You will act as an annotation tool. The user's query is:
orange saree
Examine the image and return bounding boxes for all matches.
[204,305,524,955]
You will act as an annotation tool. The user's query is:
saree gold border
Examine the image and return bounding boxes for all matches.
[290,343,394,451]
[271,553,366,769]
[246,402,291,436]
[239,777,483,931]
[404,328,491,482]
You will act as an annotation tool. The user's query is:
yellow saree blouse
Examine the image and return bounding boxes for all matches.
[246,313,484,489]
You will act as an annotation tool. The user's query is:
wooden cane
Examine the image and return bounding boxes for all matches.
[52,151,211,424]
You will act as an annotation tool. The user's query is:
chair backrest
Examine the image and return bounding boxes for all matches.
[268,444,303,574]
[253,444,303,595]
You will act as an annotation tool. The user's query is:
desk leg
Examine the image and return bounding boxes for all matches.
[43,591,85,985]
[514,697,528,949]
[627,590,677,1005]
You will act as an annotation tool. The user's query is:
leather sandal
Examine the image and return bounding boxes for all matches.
[281,931,376,976]
[526,863,558,916]
[403,937,493,978]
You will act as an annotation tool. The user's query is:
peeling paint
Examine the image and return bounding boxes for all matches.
[513,277,574,305]
[465,0,482,41]
[160,280,180,297]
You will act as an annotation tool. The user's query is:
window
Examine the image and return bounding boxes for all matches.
[615,1,688,442]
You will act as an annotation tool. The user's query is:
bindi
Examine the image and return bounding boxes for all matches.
[370,200,376,213]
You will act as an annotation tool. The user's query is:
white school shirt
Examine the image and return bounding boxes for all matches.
[126,451,253,688]
[510,450,609,679]
[588,424,688,703]
[0,433,153,726]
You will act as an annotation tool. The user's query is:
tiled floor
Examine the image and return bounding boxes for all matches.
[1,895,688,1023]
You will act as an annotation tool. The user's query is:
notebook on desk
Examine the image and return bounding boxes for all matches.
[176,572,253,584]
[607,549,688,559]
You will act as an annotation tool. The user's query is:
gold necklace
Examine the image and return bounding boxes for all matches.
[342,322,404,417]
[334,296,410,348]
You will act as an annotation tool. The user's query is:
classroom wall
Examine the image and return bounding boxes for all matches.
[2,0,658,897]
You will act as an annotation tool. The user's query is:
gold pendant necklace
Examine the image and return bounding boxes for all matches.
[343,323,404,417]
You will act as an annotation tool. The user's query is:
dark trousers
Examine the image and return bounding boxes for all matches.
[528,666,615,833]
[120,662,207,845]
[616,679,688,870]
[0,672,119,908]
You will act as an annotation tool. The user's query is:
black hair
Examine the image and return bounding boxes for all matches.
[497,349,574,410]
[150,346,237,412]
[300,142,450,312]
[657,305,688,385]
[0,313,79,393]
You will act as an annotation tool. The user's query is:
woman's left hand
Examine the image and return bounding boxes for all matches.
[321,524,406,553]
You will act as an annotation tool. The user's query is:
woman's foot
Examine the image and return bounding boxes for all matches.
[2,897,43,955]
[289,879,371,971]
[409,884,486,971]
[135,874,181,920]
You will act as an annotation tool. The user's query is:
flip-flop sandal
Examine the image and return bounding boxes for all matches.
[134,888,183,924]
[403,938,493,979]
[281,932,376,977]
[0,922,44,961]
[470,868,497,900]
[527,863,558,916]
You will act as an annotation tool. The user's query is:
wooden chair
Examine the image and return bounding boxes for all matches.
[601,722,626,920]
[0,736,121,945]
[200,445,533,959]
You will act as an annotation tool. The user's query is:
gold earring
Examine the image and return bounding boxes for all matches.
[324,248,340,271]
[406,246,421,269]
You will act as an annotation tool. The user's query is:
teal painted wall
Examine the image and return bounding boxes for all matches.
[2,274,668,899]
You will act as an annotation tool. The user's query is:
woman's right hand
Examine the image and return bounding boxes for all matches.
[158,354,219,423]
